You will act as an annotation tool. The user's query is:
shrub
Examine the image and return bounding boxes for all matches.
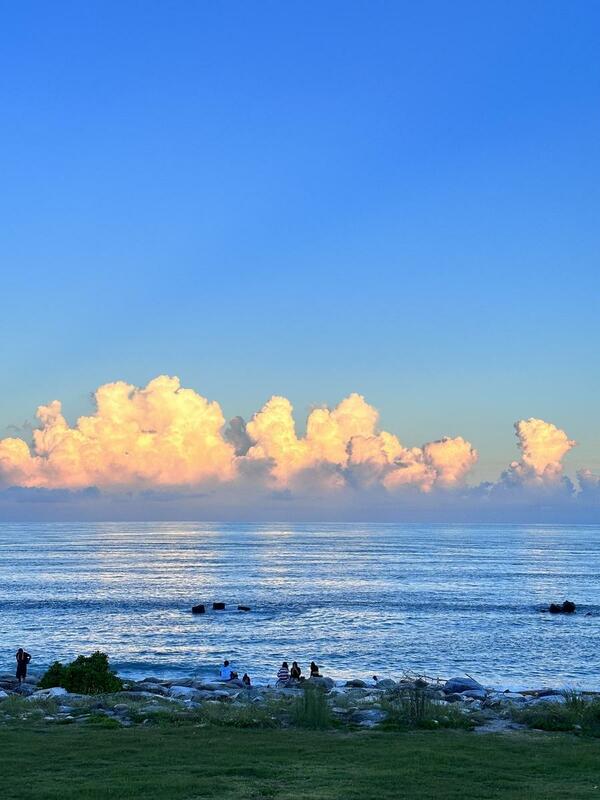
[291,685,332,729]
[38,651,123,695]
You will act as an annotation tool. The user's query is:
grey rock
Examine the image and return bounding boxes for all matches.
[460,689,487,701]
[307,676,335,691]
[375,679,397,690]
[443,677,485,695]
[529,694,567,706]
[350,708,387,727]
[31,686,69,698]
[345,679,367,688]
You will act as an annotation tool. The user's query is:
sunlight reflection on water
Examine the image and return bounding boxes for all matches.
[0,522,599,688]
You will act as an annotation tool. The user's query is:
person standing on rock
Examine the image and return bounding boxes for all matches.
[15,648,31,684]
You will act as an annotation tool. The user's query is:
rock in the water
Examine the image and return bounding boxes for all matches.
[192,604,206,614]
[548,600,576,614]
[237,605,251,612]
[375,679,397,690]
[443,677,484,695]
[345,679,367,688]
[212,602,225,610]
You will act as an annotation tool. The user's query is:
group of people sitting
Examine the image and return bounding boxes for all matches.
[276,660,320,686]
[217,659,322,688]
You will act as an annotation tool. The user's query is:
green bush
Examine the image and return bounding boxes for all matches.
[39,651,123,695]
[291,685,331,729]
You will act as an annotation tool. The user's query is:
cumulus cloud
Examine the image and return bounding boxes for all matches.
[0,374,591,521]
[0,376,235,489]
[501,418,576,488]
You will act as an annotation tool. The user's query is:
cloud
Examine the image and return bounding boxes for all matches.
[0,375,594,522]
[0,376,235,489]
[501,418,576,489]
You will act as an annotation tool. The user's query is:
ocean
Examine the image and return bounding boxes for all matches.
[1,522,599,689]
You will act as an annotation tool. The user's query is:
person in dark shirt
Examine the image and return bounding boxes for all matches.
[242,673,251,687]
[290,661,302,680]
[310,661,320,677]
[15,648,31,684]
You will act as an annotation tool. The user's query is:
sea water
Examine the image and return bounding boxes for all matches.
[1,522,599,689]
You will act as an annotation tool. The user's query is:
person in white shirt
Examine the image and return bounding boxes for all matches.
[220,659,234,680]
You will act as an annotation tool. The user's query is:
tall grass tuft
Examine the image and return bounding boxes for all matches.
[382,686,474,730]
[511,692,600,736]
[291,684,332,729]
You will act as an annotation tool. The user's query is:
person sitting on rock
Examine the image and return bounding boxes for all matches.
[242,673,251,687]
[276,661,290,685]
[219,660,237,681]
[290,661,302,681]
[309,661,320,677]
[15,648,31,684]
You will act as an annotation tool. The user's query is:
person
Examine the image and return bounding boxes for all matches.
[242,673,251,687]
[15,648,31,684]
[290,661,302,681]
[276,661,290,685]
[309,661,320,677]
[219,659,238,681]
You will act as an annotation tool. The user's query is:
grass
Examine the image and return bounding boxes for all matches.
[291,684,332,729]
[1,723,600,799]
[511,692,600,736]
[381,686,476,730]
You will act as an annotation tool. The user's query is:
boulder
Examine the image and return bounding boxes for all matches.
[375,679,397,690]
[169,685,202,700]
[0,690,9,700]
[529,694,567,706]
[345,679,367,688]
[32,686,68,698]
[192,604,206,614]
[548,600,576,614]
[350,708,387,727]
[307,676,335,691]
[460,689,487,701]
[212,602,225,610]
[443,677,484,695]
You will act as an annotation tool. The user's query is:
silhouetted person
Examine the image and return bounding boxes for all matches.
[310,661,320,677]
[15,648,31,684]
[290,661,302,680]
[242,673,251,687]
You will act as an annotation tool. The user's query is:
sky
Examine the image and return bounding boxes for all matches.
[1,1,599,520]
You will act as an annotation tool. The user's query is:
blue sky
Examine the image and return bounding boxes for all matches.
[1,0,599,486]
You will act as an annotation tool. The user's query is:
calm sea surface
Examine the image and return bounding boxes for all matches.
[1,522,599,689]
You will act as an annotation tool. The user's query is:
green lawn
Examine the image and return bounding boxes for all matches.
[2,724,599,799]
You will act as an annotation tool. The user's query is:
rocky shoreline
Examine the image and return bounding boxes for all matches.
[1,670,595,733]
